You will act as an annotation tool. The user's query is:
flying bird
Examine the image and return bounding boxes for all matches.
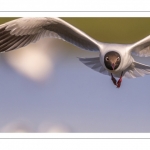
[0,17,150,88]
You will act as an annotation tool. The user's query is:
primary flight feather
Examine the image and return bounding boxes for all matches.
[0,17,150,88]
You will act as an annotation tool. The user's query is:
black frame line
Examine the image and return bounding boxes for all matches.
[0,11,150,12]
[0,138,150,139]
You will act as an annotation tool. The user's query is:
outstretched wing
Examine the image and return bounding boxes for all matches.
[130,35,150,57]
[78,57,109,75]
[124,61,150,78]
[0,17,100,53]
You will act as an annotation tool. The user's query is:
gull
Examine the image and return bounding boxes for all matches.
[0,17,150,88]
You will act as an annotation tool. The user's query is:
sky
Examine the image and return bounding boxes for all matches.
[0,18,150,132]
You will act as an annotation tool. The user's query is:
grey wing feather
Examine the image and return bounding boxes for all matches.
[130,35,150,57]
[124,61,150,78]
[0,17,100,52]
[78,57,109,76]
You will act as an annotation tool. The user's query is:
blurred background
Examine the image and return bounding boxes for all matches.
[0,18,150,132]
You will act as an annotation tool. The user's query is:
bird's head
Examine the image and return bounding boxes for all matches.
[104,51,121,70]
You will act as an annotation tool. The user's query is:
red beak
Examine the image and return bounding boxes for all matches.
[111,63,115,70]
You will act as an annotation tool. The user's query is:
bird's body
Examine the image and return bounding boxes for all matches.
[0,17,150,88]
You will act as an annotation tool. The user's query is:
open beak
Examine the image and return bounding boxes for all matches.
[111,63,115,70]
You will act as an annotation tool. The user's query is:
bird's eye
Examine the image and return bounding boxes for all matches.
[106,57,109,61]
[117,57,120,61]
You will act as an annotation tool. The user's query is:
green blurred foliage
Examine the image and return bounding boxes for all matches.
[0,18,18,24]
[62,18,150,43]
[1,17,150,43]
